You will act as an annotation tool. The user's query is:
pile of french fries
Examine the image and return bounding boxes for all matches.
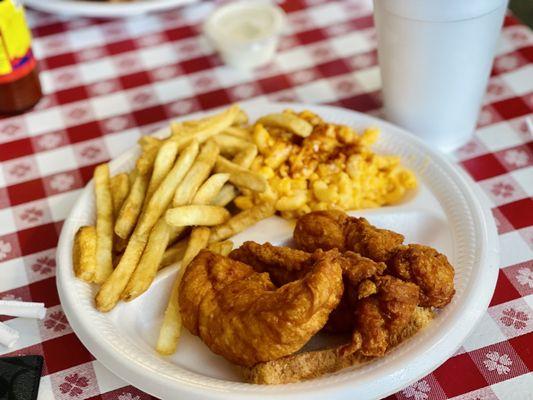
[72,105,275,355]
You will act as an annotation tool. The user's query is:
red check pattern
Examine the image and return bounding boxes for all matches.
[0,1,532,398]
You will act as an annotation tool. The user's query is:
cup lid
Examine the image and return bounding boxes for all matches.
[376,0,508,22]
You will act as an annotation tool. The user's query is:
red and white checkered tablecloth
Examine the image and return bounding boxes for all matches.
[0,0,531,399]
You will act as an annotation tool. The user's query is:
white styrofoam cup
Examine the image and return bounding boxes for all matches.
[373,0,508,152]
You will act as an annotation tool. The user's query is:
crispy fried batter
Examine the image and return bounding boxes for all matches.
[294,210,404,262]
[338,252,387,287]
[230,242,387,334]
[179,250,343,367]
[354,275,419,357]
[293,210,349,252]
[294,211,455,309]
[229,241,312,286]
[344,218,404,263]
[388,244,455,308]
[230,241,386,288]
[325,252,386,333]
[244,307,434,384]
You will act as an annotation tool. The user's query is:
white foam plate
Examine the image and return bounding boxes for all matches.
[56,102,499,400]
[23,0,197,18]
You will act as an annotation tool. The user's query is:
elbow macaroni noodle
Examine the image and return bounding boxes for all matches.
[237,110,417,219]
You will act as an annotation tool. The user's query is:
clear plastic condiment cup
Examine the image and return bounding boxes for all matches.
[204,1,286,69]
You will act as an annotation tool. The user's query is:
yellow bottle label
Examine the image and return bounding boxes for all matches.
[0,0,35,81]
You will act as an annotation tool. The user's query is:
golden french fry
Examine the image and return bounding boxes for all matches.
[165,205,230,227]
[180,116,213,130]
[97,142,200,312]
[110,173,129,218]
[181,227,210,268]
[232,145,258,168]
[172,141,219,207]
[223,126,252,140]
[128,168,138,187]
[170,105,241,150]
[136,141,199,236]
[168,226,187,245]
[207,240,233,256]
[113,141,200,302]
[257,113,313,137]
[138,136,163,152]
[95,234,147,312]
[215,156,267,192]
[122,218,171,301]
[212,184,238,207]
[136,145,159,176]
[156,227,210,355]
[160,238,188,269]
[234,108,249,126]
[73,225,97,282]
[253,124,271,155]
[114,172,149,240]
[209,202,275,243]
[145,141,179,203]
[192,173,230,205]
[212,134,251,156]
[93,164,114,284]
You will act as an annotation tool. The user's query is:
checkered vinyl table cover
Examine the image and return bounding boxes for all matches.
[0,0,531,399]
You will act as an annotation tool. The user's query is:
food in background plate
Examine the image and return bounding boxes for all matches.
[235,110,417,218]
[175,209,455,383]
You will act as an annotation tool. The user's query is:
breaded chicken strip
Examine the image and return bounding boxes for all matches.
[294,210,404,262]
[388,244,455,307]
[230,241,386,287]
[229,241,312,286]
[230,242,386,333]
[179,250,343,367]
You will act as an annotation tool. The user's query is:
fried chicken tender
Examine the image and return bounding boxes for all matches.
[389,244,455,307]
[294,210,404,262]
[244,306,435,384]
[230,241,386,288]
[230,242,386,333]
[229,241,312,286]
[354,275,419,357]
[179,250,343,367]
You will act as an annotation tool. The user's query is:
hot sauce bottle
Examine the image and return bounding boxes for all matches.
[0,0,42,114]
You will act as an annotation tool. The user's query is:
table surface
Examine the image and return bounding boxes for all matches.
[0,1,532,399]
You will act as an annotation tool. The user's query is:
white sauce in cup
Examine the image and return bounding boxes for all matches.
[204,1,286,69]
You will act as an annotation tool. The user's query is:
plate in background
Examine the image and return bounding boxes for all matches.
[23,0,198,18]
